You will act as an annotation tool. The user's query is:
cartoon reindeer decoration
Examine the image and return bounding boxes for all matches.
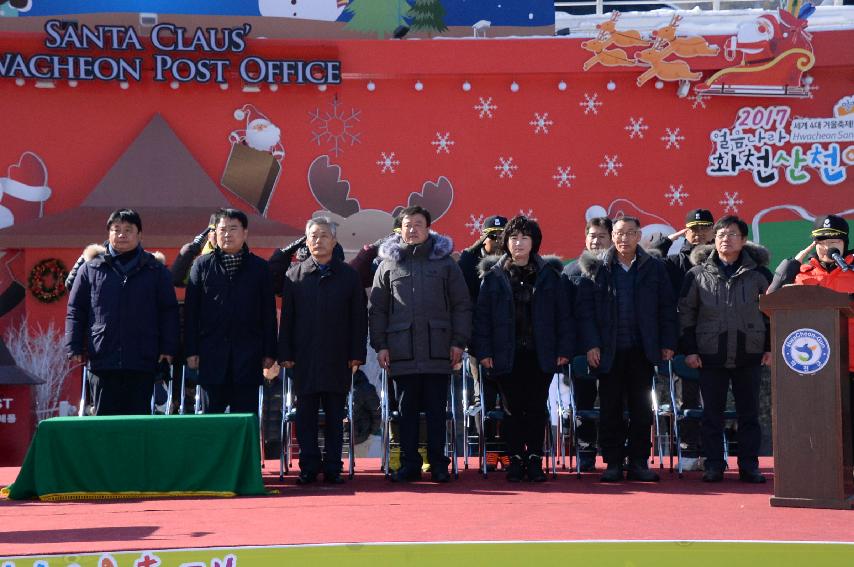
[635,37,703,87]
[307,155,454,253]
[582,11,644,70]
[651,14,720,58]
[595,12,650,48]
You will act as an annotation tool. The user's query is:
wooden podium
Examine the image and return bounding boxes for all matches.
[760,285,853,509]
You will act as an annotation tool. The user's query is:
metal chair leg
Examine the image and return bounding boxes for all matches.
[279,368,286,479]
[194,385,204,414]
[179,366,187,415]
[165,366,174,416]
[78,365,89,417]
[348,374,355,480]
[449,373,458,479]
[461,353,470,470]
[258,384,266,469]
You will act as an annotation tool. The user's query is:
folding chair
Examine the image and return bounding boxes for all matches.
[278,368,356,480]
[552,365,574,470]
[78,364,171,416]
[380,368,458,479]
[651,364,675,471]
[667,355,737,477]
[565,355,665,477]
[461,352,506,478]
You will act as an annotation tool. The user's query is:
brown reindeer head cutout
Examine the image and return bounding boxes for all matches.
[308,155,454,253]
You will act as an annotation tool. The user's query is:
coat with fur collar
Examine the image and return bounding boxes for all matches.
[471,254,573,375]
[574,245,678,374]
[678,242,773,368]
[369,232,471,376]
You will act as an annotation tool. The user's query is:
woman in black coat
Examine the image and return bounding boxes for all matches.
[471,216,572,482]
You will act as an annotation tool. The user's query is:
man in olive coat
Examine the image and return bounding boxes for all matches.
[369,205,471,483]
[279,217,368,485]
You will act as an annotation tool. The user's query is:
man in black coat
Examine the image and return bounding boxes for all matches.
[66,208,180,415]
[278,217,368,485]
[561,216,612,472]
[576,216,677,482]
[185,209,277,414]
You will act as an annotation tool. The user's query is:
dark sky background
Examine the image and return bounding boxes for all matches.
[22,0,555,26]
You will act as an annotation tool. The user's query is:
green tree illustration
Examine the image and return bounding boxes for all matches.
[407,0,447,36]
[344,0,410,39]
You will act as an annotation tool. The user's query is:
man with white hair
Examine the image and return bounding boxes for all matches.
[278,217,368,485]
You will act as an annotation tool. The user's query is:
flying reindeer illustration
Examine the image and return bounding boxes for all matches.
[635,38,703,87]
[595,12,651,48]
[307,155,454,253]
[651,14,720,58]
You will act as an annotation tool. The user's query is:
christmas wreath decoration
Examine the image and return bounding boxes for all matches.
[28,258,69,303]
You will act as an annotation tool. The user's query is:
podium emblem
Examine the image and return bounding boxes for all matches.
[782,328,831,375]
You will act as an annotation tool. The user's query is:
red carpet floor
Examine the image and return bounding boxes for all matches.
[1,457,852,556]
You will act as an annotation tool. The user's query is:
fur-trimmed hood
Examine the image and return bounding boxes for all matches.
[577,245,659,279]
[477,253,564,278]
[83,243,106,261]
[689,241,770,268]
[378,231,454,263]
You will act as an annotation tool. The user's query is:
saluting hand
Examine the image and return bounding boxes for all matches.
[794,241,816,263]
[685,354,702,369]
[587,347,601,369]
[450,346,463,366]
[377,349,390,370]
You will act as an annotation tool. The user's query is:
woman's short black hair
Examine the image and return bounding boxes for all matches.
[106,208,142,232]
[501,215,542,257]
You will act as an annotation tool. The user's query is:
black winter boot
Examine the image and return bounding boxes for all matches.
[626,458,660,482]
[526,454,547,482]
[506,455,525,482]
[600,463,623,482]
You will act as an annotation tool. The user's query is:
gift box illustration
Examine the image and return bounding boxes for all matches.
[220,104,285,215]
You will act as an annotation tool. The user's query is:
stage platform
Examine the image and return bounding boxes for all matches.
[1,457,853,563]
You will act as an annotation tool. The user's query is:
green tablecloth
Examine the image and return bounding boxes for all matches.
[2,414,265,500]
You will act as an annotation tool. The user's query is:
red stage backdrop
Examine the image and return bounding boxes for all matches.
[0,5,851,426]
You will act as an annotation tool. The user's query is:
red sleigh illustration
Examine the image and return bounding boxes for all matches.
[696,7,815,98]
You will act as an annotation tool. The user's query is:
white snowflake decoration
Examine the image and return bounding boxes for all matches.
[719,191,744,213]
[376,152,399,174]
[661,128,685,150]
[598,154,623,177]
[688,92,709,110]
[495,156,518,179]
[474,97,498,119]
[664,184,689,206]
[579,93,602,115]
[553,166,576,188]
[465,214,485,235]
[431,132,455,154]
[308,96,362,157]
[529,112,554,134]
[519,208,537,220]
[624,117,648,139]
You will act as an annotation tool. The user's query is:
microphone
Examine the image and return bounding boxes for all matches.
[827,248,851,272]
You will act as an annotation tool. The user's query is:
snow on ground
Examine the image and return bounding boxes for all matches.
[555,5,854,36]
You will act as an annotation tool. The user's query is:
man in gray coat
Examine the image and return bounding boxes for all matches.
[369,205,471,483]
